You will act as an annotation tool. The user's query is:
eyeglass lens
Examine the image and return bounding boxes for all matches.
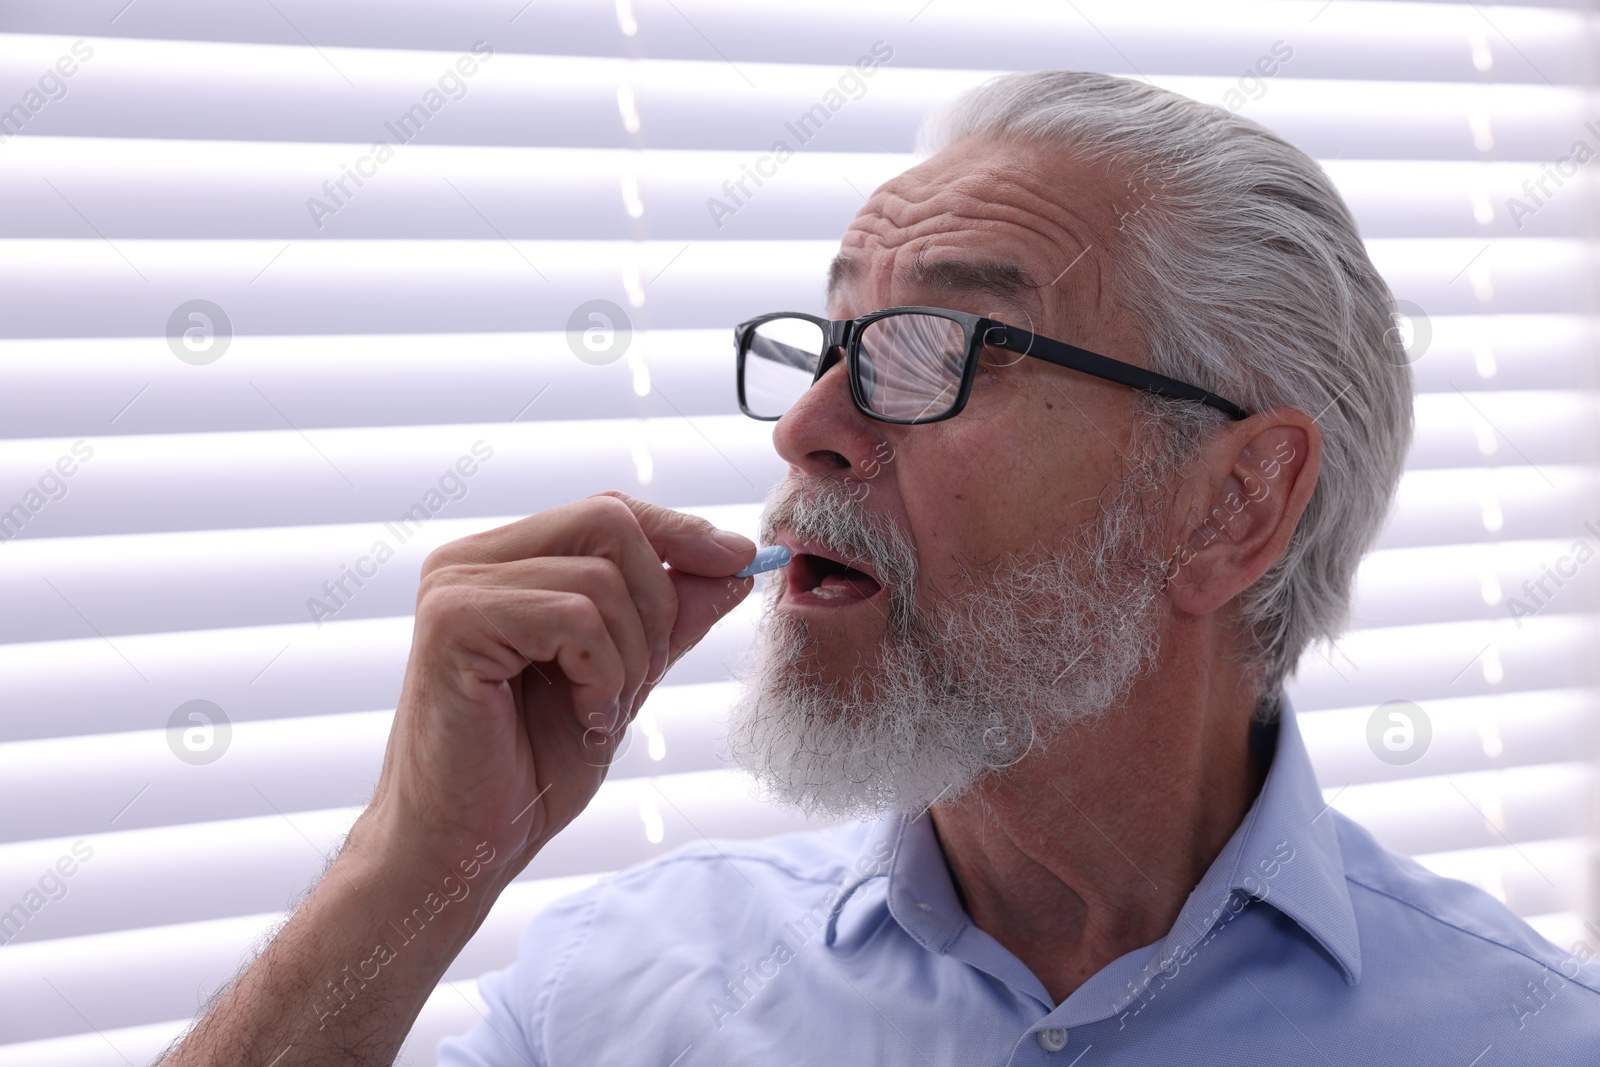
[741,312,968,421]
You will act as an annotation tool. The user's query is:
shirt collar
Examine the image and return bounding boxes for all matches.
[1163,698,1362,984]
[823,696,1362,986]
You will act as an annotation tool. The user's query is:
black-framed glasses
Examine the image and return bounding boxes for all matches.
[734,306,1250,425]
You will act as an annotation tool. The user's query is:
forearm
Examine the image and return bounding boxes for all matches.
[160,813,504,1066]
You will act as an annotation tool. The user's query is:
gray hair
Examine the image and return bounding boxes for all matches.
[915,71,1414,714]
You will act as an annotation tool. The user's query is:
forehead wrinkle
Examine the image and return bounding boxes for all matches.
[902,214,1105,336]
[915,179,1104,309]
[936,181,1108,317]
[832,165,1113,332]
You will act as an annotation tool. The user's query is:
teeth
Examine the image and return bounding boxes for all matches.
[809,585,853,600]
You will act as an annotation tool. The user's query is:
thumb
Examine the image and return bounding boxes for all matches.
[594,490,757,576]
[624,567,756,722]
[655,569,755,686]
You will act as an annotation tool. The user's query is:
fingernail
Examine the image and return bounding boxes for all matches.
[712,529,754,554]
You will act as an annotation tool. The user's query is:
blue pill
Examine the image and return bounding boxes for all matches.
[734,544,792,578]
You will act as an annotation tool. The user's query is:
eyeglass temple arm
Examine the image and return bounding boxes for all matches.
[984,324,1250,421]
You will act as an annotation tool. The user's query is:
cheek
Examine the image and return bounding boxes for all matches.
[891,438,982,583]
[895,421,1051,574]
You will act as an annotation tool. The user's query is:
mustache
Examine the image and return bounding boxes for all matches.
[757,475,920,623]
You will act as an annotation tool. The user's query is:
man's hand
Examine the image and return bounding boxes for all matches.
[368,490,758,886]
[159,492,756,1066]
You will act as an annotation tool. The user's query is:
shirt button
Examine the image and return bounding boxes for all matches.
[1036,1028,1069,1052]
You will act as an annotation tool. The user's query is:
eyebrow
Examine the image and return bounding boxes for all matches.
[826,253,858,302]
[824,251,1042,308]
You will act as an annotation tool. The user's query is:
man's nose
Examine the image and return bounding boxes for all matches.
[772,344,881,476]
[796,344,852,416]
[811,342,847,389]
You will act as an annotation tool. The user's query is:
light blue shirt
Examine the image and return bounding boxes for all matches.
[439,703,1600,1064]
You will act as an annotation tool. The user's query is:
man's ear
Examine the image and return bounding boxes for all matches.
[1162,408,1321,616]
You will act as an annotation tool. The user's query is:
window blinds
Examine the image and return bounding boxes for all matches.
[0,1,1595,1063]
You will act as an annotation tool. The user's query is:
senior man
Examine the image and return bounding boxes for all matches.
[162,71,1598,1065]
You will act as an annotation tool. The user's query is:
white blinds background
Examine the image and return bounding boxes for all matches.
[0,1,1596,1062]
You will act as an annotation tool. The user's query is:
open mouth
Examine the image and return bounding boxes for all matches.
[787,552,885,603]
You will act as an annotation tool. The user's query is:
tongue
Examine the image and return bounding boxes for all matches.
[817,572,880,599]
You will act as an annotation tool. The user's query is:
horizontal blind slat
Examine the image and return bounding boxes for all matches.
[0,977,486,1065]
[1,34,1593,154]
[0,417,785,538]
[0,872,591,1047]
[0,771,830,952]
[0,237,1587,340]
[0,679,744,845]
[0,607,755,742]
[1326,763,1590,854]
[1,499,1594,648]
[0,314,1584,441]
[1,1,1590,84]
[3,680,1588,846]
[0,141,1589,241]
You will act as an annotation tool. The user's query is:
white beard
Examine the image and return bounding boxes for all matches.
[722,474,1169,822]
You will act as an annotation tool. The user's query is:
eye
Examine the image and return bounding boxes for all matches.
[974,349,1009,378]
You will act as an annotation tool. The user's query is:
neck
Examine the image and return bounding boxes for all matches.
[926,631,1268,1005]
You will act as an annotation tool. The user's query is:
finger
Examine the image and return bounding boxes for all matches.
[620,568,755,730]
[424,497,679,680]
[499,555,652,713]
[420,581,628,730]
[656,569,756,679]
[616,568,756,730]
[595,490,757,578]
